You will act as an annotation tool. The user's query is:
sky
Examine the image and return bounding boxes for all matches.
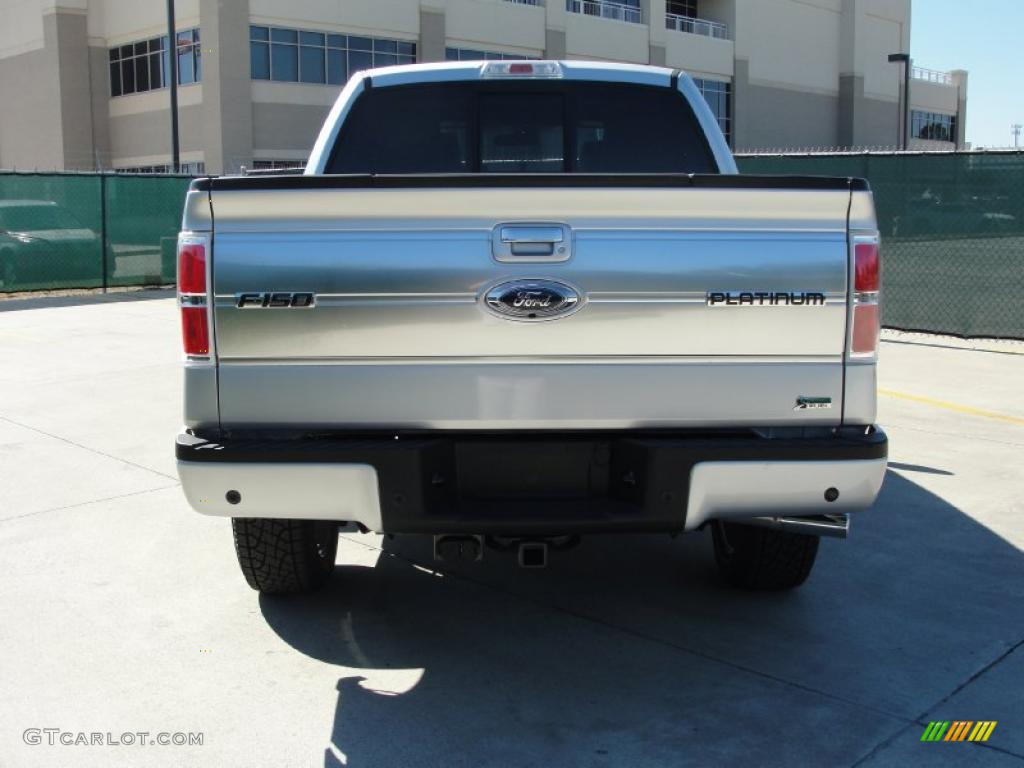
[911,0,1023,147]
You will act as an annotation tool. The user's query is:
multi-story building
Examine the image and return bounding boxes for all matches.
[0,0,968,173]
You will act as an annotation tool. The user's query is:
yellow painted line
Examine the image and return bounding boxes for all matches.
[879,389,1024,426]
[968,722,986,742]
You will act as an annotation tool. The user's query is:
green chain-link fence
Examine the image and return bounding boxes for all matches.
[737,151,1024,339]
[0,172,192,293]
[3,157,1023,339]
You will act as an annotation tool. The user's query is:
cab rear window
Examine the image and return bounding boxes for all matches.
[327,81,716,174]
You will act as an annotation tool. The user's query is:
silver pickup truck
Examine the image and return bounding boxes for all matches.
[175,60,887,595]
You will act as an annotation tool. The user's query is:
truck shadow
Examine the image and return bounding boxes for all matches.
[259,470,1024,766]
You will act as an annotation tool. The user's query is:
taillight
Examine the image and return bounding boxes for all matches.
[178,242,206,293]
[850,236,880,357]
[855,242,880,292]
[851,304,879,354]
[181,307,209,355]
[177,235,210,358]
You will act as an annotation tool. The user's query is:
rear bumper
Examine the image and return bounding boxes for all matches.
[176,427,887,535]
[177,427,887,535]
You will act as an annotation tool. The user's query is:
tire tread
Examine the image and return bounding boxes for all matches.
[712,522,819,591]
[231,518,337,594]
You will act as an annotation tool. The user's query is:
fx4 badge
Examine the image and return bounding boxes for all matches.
[707,291,827,306]
[236,292,315,308]
[795,396,833,410]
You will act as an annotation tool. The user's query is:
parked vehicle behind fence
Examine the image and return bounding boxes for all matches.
[0,200,99,291]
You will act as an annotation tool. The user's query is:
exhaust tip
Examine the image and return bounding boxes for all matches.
[735,513,850,538]
[518,541,548,568]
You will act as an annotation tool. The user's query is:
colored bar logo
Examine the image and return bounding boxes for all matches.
[921,721,997,742]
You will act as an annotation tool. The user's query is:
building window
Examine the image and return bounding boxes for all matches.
[251,26,415,84]
[666,0,697,17]
[445,47,537,61]
[911,110,956,142]
[109,29,201,97]
[176,29,202,85]
[693,78,731,146]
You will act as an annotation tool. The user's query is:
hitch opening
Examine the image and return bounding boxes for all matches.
[518,541,548,568]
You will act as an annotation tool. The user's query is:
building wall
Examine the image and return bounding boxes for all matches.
[663,31,733,80]
[445,0,544,54]
[741,82,841,150]
[731,0,911,150]
[0,0,47,58]
[0,6,99,170]
[251,102,329,160]
[52,10,99,170]
[0,40,61,169]
[564,12,650,63]
[89,0,201,44]
[911,78,959,113]
[0,0,967,171]
[202,0,254,174]
[108,88,204,163]
[249,0,421,38]
[741,0,842,94]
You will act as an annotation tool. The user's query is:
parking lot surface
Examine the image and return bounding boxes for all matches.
[0,292,1022,767]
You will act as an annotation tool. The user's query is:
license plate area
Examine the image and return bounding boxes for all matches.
[455,441,609,502]
[398,436,692,535]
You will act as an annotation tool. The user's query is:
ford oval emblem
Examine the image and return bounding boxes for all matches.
[483,279,582,321]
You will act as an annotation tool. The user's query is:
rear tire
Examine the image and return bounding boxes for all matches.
[711,521,819,591]
[231,518,338,595]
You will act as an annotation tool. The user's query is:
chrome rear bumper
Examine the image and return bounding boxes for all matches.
[176,427,886,536]
[684,458,887,532]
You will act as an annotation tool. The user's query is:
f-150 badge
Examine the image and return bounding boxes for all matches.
[236,292,315,308]
[484,279,582,321]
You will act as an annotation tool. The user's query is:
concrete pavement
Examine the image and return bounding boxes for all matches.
[0,292,1021,767]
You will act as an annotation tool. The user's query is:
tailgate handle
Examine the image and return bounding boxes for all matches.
[493,224,571,262]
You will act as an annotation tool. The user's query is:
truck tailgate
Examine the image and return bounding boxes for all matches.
[205,180,853,429]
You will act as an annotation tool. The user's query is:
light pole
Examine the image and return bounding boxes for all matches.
[888,53,910,150]
[1013,124,1022,149]
[166,0,180,173]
